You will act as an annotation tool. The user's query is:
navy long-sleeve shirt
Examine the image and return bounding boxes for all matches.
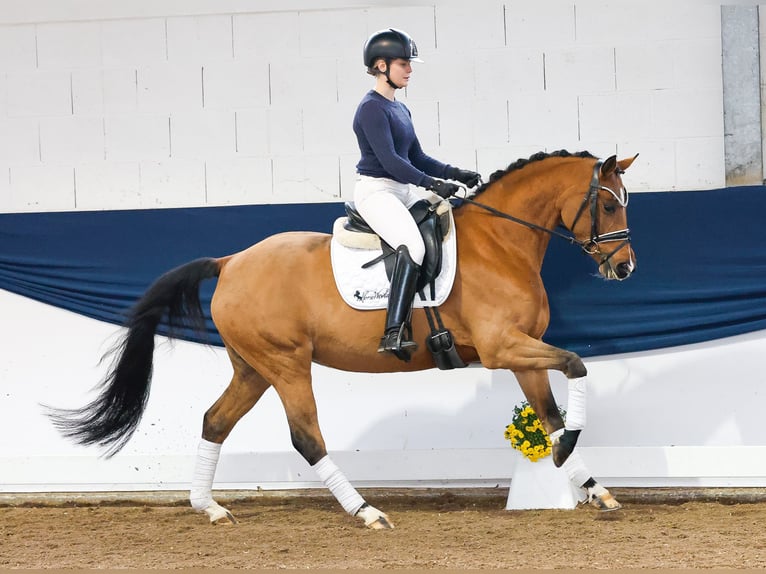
[353,90,451,189]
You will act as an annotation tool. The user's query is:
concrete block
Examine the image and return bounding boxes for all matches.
[202,60,269,109]
[438,98,508,149]
[270,57,337,106]
[71,70,104,116]
[575,2,720,44]
[365,6,436,52]
[205,157,273,206]
[36,22,101,69]
[235,108,269,157]
[102,19,167,67]
[651,89,724,138]
[0,25,37,71]
[477,145,545,177]
[298,9,368,59]
[268,106,303,155]
[404,51,475,102]
[138,63,202,113]
[471,99,511,148]
[616,140,675,192]
[508,92,579,147]
[475,49,545,97]
[579,92,653,142]
[675,136,726,191]
[40,116,104,162]
[9,165,75,212]
[272,154,341,204]
[337,57,374,105]
[303,103,357,155]
[673,38,723,90]
[105,115,170,161]
[544,46,615,94]
[505,2,575,47]
[167,15,233,63]
[73,69,139,116]
[74,161,141,210]
[139,159,206,207]
[435,2,506,52]
[0,118,39,163]
[233,12,300,60]
[170,110,235,159]
[615,43,674,91]
[7,70,72,117]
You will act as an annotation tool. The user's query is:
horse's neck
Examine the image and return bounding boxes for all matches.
[457,172,566,265]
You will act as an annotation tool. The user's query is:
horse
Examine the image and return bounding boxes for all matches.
[49,149,638,529]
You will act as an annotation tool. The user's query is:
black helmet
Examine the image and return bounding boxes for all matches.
[363,28,423,68]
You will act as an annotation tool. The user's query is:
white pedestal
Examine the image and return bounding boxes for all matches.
[505,453,579,510]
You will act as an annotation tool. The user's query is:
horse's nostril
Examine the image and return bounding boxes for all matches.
[616,262,633,278]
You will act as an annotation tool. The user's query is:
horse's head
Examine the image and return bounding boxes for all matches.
[563,154,638,281]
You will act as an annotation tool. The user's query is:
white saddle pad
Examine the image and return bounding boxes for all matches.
[330,211,457,310]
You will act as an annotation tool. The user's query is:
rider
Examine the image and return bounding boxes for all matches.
[353,28,480,361]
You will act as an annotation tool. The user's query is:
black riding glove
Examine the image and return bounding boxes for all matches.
[448,167,481,188]
[429,179,461,199]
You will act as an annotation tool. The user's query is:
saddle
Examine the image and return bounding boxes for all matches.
[338,199,451,296]
[334,199,466,371]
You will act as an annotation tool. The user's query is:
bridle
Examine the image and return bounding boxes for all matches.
[455,160,631,266]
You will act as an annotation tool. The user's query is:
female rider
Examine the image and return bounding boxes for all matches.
[353,28,480,361]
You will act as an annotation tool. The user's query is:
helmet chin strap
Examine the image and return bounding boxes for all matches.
[383,59,402,89]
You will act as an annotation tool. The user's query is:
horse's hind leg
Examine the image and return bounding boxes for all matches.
[271,366,394,529]
[190,345,272,524]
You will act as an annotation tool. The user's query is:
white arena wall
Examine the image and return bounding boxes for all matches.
[4,288,766,492]
[2,1,766,494]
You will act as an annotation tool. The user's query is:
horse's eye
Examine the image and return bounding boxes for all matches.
[603,203,616,214]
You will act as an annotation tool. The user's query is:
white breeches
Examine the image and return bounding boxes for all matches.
[353,175,426,265]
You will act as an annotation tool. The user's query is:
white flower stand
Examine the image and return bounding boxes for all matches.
[505,453,579,510]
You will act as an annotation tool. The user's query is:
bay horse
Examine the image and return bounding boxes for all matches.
[49,150,637,529]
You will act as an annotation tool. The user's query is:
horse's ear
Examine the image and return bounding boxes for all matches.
[617,153,639,172]
[600,155,618,176]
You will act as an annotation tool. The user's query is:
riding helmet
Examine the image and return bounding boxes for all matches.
[363,28,424,68]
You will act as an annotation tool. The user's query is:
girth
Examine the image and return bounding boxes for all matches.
[343,200,448,294]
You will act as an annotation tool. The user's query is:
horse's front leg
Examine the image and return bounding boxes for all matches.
[513,369,621,511]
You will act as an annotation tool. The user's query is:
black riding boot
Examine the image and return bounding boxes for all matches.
[378,245,421,361]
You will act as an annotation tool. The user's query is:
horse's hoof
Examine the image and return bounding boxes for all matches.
[588,491,622,512]
[203,501,238,525]
[564,356,587,378]
[356,504,395,529]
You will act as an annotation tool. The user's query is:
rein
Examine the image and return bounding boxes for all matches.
[455,160,631,264]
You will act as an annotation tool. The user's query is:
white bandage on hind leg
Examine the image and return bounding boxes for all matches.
[190,438,221,511]
[313,455,365,516]
[565,376,587,430]
[561,450,592,489]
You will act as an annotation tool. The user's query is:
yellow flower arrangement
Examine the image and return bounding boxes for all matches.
[504,401,565,462]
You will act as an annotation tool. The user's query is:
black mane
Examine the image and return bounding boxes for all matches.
[470,149,596,198]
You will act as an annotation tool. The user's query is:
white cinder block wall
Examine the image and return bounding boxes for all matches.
[0,0,729,214]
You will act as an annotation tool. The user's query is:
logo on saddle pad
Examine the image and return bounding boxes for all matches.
[330,201,457,311]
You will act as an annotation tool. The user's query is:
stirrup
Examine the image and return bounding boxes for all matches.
[378,324,418,361]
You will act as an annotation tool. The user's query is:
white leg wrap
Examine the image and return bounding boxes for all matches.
[561,450,591,489]
[313,455,365,516]
[190,438,221,511]
[566,376,587,430]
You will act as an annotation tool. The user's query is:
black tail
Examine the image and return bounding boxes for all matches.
[47,257,220,457]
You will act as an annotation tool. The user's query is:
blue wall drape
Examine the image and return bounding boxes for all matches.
[1,186,764,357]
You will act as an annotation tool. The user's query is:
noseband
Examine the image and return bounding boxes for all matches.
[458,160,631,266]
